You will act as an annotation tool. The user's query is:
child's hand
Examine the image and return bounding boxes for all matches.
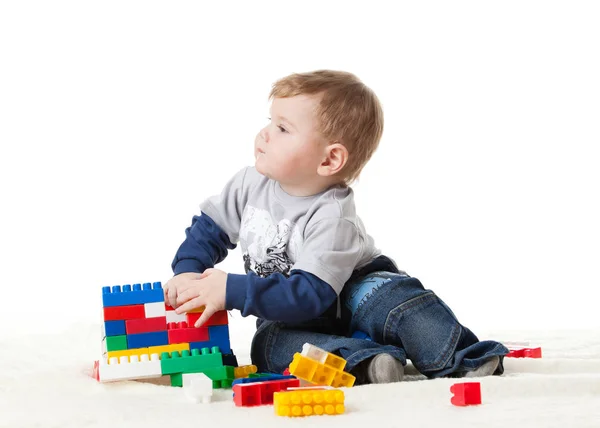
[175,268,227,327]
[163,272,203,308]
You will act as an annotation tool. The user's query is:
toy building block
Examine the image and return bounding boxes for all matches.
[103,320,126,336]
[167,303,206,314]
[125,316,167,335]
[95,353,163,383]
[301,343,347,371]
[450,382,481,406]
[233,378,300,407]
[103,335,128,352]
[283,368,291,376]
[165,306,187,323]
[274,388,345,417]
[289,353,355,388]
[233,374,296,387]
[170,365,234,388]
[187,310,228,327]
[127,331,169,349]
[182,373,213,403]
[167,322,209,344]
[102,282,164,307]
[506,347,542,358]
[234,364,258,379]
[206,324,232,354]
[222,353,238,367]
[350,330,372,341]
[105,343,190,361]
[160,347,223,375]
[144,302,166,318]
[103,304,145,321]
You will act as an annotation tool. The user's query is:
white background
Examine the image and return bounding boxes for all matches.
[1,1,598,337]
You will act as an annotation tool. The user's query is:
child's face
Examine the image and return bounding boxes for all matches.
[255,95,327,187]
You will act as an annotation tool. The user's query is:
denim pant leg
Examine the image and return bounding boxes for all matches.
[250,318,406,375]
[342,271,509,378]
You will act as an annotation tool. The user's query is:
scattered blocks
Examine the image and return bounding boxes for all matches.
[506,347,542,358]
[274,387,345,417]
[450,382,481,406]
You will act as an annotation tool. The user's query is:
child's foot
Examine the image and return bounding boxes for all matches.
[366,353,404,384]
[464,356,500,378]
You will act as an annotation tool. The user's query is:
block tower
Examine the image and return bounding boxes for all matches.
[94,281,238,387]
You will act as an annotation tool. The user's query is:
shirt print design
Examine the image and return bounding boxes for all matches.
[239,205,303,278]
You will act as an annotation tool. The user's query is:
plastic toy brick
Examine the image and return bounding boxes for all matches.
[103,335,128,352]
[289,353,355,388]
[170,365,234,387]
[106,343,189,361]
[165,308,187,324]
[450,382,481,406]
[103,304,145,321]
[301,343,347,371]
[167,321,209,344]
[160,347,223,375]
[103,320,126,336]
[274,388,345,417]
[102,282,164,307]
[95,353,163,383]
[234,364,258,378]
[283,368,291,376]
[187,310,228,327]
[144,302,166,318]
[350,330,373,341]
[125,316,167,335]
[182,373,213,403]
[206,324,232,354]
[127,331,169,349]
[222,353,238,367]
[233,374,296,387]
[506,347,542,358]
[148,343,189,356]
[233,378,301,407]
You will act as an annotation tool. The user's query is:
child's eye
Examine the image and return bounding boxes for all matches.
[277,125,287,133]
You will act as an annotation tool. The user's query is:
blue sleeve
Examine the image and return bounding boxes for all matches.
[225,270,337,322]
[171,213,237,275]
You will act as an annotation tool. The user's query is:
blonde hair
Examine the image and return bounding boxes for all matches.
[269,70,384,186]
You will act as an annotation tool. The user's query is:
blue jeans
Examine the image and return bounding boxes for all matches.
[250,256,509,379]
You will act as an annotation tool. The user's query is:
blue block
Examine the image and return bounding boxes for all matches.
[104,320,126,336]
[209,325,231,353]
[232,374,295,387]
[127,331,168,349]
[350,330,372,341]
[102,282,164,307]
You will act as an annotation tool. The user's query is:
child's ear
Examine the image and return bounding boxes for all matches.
[319,142,348,176]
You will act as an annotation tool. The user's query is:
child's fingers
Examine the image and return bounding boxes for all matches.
[194,306,216,328]
[167,286,178,309]
[176,295,204,315]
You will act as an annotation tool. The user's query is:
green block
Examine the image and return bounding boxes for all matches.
[105,335,128,352]
[170,365,235,388]
[160,347,223,375]
[170,373,183,387]
[249,373,274,378]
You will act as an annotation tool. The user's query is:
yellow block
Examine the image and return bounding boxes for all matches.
[289,354,355,388]
[148,343,190,355]
[274,389,345,417]
[186,306,206,314]
[106,348,149,362]
[106,343,190,363]
[234,365,258,379]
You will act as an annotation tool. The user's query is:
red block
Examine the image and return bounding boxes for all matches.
[187,310,228,327]
[167,321,209,344]
[450,382,481,406]
[283,368,290,376]
[523,347,542,358]
[233,378,300,407]
[125,316,167,335]
[506,349,525,358]
[103,304,145,321]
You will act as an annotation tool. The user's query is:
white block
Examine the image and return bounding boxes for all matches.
[182,373,213,404]
[97,353,163,383]
[166,310,187,323]
[301,343,328,364]
[145,302,167,318]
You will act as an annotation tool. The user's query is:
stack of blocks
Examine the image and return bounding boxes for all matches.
[95,281,237,388]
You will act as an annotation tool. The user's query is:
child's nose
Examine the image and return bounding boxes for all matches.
[260,127,269,143]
